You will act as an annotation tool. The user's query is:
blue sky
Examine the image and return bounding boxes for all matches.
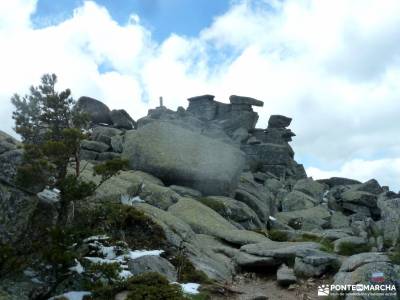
[32,0,232,42]
[1,0,400,190]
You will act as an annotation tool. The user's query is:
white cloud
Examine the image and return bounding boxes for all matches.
[0,0,399,190]
[307,158,400,192]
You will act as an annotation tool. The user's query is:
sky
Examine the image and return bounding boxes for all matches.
[0,0,399,191]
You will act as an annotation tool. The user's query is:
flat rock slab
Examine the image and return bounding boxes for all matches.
[241,240,320,260]
[277,264,297,286]
[229,95,264,107]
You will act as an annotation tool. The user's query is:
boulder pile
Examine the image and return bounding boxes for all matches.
[1,94,400,299]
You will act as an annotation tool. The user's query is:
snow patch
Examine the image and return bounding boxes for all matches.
[83,235,110,243]
[180,283,200,295]
[121,194,145,206]
[49,291,91,300]
[69,259,84,274]
[37,188,60,203]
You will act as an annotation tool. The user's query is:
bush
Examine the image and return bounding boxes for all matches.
[297,233,334,253]
[83,262,124,295]
[0,244,26,277]
[75,203,167,250]
[170,254,212,284]
[126,272,185,300]
[389,246,400,265]
[268,229,289,242]
[41,227,80,270]
[336,242,370,256]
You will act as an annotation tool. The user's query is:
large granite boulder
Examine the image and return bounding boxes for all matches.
[0,131,19,154]
[268,115,292,128]
[133,203,235,280]
[281,190,319,212]
[199,196,263,230]
[0,183,38,245]
[122,121,245,195]
[75,96,112,125]
[110,109,136,130]
[91,126,122,145]
[294,249,341,278]
[239,239,321,268]
[0,131,23,186]
[317,177,361,188]
[293,178,326,200]
[127,256,177,282]
[275,205,331,231]
[168,197,238,236]
[378,197,400,247]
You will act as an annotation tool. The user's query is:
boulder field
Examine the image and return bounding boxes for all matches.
[1,95,400,299]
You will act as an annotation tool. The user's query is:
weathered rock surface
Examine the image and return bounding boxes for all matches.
[281,190,318,212]
[378,197,400,247]
[276,205,331,230]
[317,177,361,188]
[75,96,112,125]
[333,236,369,254]
[200,196,263,230]
[268,115,292,129]
[0,183,38,244]
[294,249,341,278]
[110,109,136,129]
[169,185,202,198]
[91,126,122,145]
[277,264,297,286]
[0,132,23,186]
[123,121,245,195]
[234,172,275,222]
[81,140,110,152]
[240,239,321,264]
[168,197,238,236]
[127,255,177,281]
[293,178,326,200]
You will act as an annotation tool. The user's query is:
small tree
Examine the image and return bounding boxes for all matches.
[12,73,88,183]
[11,73,128,222]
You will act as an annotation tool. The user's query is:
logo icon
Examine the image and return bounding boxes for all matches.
[355,284,364,292]
[371,272,385,283]
[318,285,330,296]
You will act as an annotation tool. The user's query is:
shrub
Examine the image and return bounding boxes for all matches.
[83,262,124,295]
[336,242,371,256]
[389,246,400,265]
[297,233,334,253]
[0,244,26,277]
[170,254,212,284]
[126,272,185,300]
[75,203,167,250]
[41,227,80,270]
[268,229,289,242]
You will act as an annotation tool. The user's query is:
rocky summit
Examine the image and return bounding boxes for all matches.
[1,94,400,300]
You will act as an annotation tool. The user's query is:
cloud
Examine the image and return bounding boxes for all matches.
[307,158,400,192]
[0,0,399,190]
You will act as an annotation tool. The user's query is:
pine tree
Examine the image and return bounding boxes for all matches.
[11,73,128,222]
[11,73,88,186]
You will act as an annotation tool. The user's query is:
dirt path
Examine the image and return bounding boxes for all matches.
[209,273,333,300]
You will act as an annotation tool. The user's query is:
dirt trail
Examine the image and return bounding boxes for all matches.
[210,273,333,300]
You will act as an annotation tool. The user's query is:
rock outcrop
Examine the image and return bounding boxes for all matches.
[2,94,400,300]
[122,121,246,195]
